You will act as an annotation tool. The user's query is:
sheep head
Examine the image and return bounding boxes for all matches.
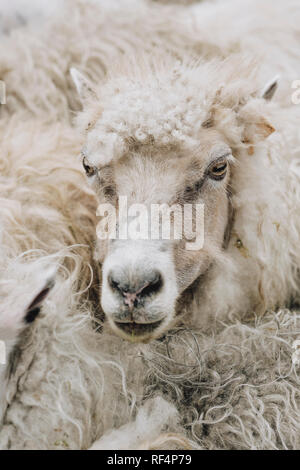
[71,57,278,342]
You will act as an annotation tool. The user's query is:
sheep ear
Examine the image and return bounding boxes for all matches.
[254,117,276,140]
[243,116,275,148]
[70,68,97,102]
[261,75,279,101]
[25,269,56,324]
[239,95,276,147]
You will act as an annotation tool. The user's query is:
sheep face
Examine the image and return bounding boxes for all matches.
[79,118,232,341]
[94,137,232,342]
[71,64,275,342]
[72,74,235,342]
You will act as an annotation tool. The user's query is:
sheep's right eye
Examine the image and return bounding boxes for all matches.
[82,156,97,177]
[208,160,228,181]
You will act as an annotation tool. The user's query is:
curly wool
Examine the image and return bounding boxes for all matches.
[79,56,266,167]
[143,311,300,449]
[0,248,187,450]
[2,253,299,450]
[1,0,300,451]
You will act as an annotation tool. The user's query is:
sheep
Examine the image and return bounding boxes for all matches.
[72,55,300,342]
[71,0,300,446]
[1,0,300,450]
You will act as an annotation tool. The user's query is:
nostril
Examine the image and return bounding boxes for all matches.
[139,271,163,298]
[107,273,122,293]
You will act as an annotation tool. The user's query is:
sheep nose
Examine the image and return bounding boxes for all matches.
[108,270,163,310]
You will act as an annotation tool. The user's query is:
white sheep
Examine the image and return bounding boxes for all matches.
[1,0,300,450]
[71,11,300,341]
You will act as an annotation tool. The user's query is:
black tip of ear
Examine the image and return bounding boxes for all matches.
[27,287,51,311]
[24,276,55,325]
[262,76,279,101]
[25,307,41,324]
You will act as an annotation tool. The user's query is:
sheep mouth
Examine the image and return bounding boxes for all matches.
[114,319,163,336]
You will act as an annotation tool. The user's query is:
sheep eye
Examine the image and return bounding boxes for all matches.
[208,160,228,180]
[82,156,97,177]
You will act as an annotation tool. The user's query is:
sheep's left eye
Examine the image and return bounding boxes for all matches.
[82,156,97,177]
[208,161,228,180]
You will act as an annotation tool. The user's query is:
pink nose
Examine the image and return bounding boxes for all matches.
[123,292,137,311]
[122,282,151,310]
